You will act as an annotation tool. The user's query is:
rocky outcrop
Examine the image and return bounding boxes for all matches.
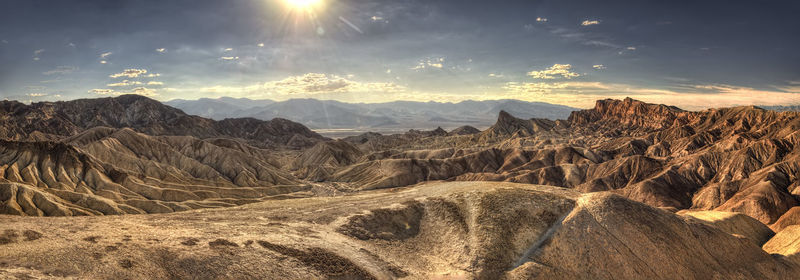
[449,125,481,135]
[480,110,559,139]
[568,97,686,131]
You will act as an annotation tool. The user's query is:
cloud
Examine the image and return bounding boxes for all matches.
[42,66,79,75]
[107,80,143,87]
[626,46,637,50]
[147,81,164,86]
[194,73,407,101]
[581,20,600,26]
[220,56,239,60]
[156,48,167,53]
[371,16,384,21]
[223,48,233,52]
[27,93,47,97]
[145,73,161,78]
[88,89,116,95]
[536,17,548,22]
[411,57,445,70]
[523,24,534,31]
[503,82,569,94]
[110,69,148,78]
[257,43,265,47]
[527,64,581,79]
[488,73,504,78]
[100,60,108,64]
[130,87,157,96]
[32,49,44,61]
[592,65,606,70]
[100,52,113,58]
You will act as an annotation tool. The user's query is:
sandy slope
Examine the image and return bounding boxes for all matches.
[1,181,797,279]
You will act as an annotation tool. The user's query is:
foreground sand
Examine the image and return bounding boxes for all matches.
[1,181,798,279]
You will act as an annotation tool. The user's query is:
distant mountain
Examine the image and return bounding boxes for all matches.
[165,97,275,119]
[762,105,800,112]
[166,97,579,130]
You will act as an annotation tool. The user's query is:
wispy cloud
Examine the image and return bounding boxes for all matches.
[100,52,113,58]
[194,73,406,100]
[156,48,167,53]
[88,89,116,95]
[110,69,148,78]
[592,65,606,70]
[147,81,164,86]
[33,49,44,61]
[220,56,239,60]
[411,57,445,70]
[107,80,143,87]
[527,64,581,79]
[581,20,600,26]
[42,66,79,75]
[536,17,548,22]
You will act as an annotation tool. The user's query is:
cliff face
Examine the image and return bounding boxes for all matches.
[568,97,686,131]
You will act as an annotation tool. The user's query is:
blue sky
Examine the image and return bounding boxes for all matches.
[0,0,798,109]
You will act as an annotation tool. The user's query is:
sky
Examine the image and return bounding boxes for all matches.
[0,0,798,109]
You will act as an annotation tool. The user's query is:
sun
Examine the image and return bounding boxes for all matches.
[284,0,322,10]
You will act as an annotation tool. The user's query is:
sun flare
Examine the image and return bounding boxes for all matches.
[284,0,321,10]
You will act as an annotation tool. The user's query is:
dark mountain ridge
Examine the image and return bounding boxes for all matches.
[0,95,326,148]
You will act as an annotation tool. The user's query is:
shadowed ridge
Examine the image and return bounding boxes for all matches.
[0,94,327,148]
[481,110,556,139]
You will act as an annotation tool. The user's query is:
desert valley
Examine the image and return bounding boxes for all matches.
[2,0,799,278]
[1,95,800,279]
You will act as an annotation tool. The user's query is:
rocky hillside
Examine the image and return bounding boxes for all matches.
[325,98,800,227]
[0,127,311,216]
[1,182,798,279]
[0,95,326,148]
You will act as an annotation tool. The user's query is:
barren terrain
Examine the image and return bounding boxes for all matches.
[2,96,800,279]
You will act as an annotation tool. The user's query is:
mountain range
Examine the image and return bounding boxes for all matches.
[165,97,579,133]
